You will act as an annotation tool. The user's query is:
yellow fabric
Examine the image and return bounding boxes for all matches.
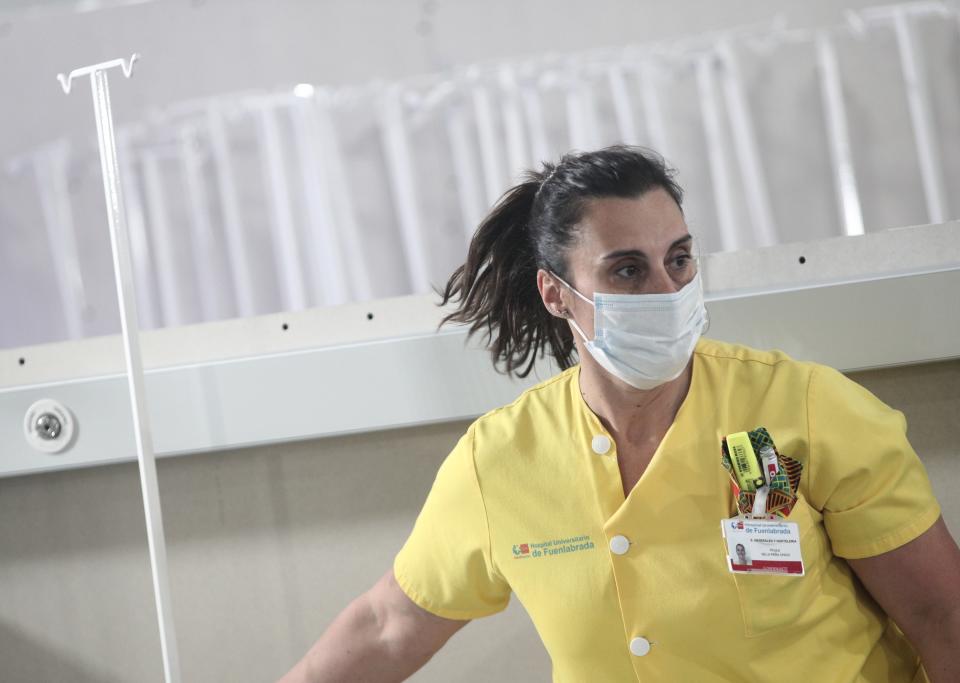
[393,337,940,682]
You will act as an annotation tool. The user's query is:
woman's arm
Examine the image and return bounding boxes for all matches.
[847,516,960,683]
[276,569,470,683]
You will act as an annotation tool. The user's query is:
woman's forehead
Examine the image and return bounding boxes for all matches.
[575,189,688,256]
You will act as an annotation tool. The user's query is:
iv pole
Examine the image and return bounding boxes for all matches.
[57,54,183,683]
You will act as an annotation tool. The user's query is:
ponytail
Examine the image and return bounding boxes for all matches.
[438,175,576,378]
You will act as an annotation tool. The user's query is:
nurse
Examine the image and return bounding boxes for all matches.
[279,146,960,682]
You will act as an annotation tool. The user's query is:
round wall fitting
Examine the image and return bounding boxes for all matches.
[23,399,77,454]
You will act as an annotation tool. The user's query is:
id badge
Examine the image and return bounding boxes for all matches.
[721,517,805,576]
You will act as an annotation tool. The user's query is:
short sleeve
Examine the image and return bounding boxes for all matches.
[807,364,941,559]
[393,425,511,620]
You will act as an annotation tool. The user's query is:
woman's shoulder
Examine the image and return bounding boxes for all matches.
[467,365,579,445]
[695,337,819,380]
[695,336,802,366]
[486,365,578,417]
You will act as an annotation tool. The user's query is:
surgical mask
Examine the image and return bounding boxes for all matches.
[553,270,709,390]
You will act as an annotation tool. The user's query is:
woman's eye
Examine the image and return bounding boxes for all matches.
[671,254,692,269]
[615,265,639,279]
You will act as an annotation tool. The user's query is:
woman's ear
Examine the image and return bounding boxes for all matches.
[536,268,568,318]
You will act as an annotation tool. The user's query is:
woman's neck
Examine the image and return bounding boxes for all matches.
[577,354,693,446]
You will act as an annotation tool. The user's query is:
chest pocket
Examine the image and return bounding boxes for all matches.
[730,495,829,637]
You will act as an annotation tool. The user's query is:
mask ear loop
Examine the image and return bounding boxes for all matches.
[549,270,595,343]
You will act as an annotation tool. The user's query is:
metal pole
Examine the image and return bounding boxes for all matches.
[117,132,162,330]
[179,125,229,319]
[33,141,88,339]
[57,55,182,683]
[141,149,187,326]
[519,82,551,166]
[891,7,948,223]
[289,96,350,307]
[206,105,257,318]
[815,32,865,236]
[565,71,599,151]
[695,52,740,251]
[717,40,778,247]
[638,60,671,155]
[255,103,309,311]
[471,79,506,207]
[607,64,639,145]
[498,65,530,184]
[445,93,486,240]
[379,84,433,293]
[312,90,374,301]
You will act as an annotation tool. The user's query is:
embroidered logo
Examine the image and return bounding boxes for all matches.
[512,535,595,559]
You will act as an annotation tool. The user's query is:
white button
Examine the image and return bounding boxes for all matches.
[630,637,651,657]
[591,434,611,454]
[609,535,630,555]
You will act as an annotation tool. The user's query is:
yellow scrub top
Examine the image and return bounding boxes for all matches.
[393,337,940,682]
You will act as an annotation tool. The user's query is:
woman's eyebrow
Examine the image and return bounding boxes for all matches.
[601,235,693,261]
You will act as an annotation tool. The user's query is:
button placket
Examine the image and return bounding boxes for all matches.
[586,430,624,523]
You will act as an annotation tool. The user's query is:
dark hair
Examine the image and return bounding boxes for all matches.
[438,144,684,378]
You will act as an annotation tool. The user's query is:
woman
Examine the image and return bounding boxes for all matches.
[279,146,960,682]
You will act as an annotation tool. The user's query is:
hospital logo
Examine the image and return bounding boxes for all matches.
[512,535,595,559]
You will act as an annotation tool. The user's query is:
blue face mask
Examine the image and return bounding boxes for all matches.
[552,270,709,390]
